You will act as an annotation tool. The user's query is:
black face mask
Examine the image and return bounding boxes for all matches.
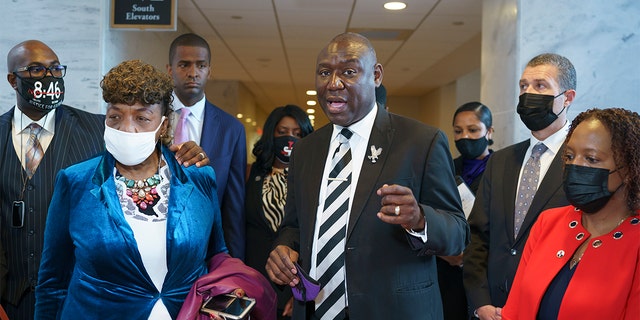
[16,76,65,111]
[517,92,565,131]
[563,164,621,213]
[455,136,488,159]
[273,136,297,164]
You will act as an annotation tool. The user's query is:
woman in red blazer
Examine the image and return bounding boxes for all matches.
[502,108,640,320]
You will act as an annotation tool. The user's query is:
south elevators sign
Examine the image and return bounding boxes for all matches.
[111,0,176,30]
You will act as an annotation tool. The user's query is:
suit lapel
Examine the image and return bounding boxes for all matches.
[48,107,78,169]
[347,108,393,239]
[0,110,14,162]
[303,126,332,250]
[199,102,218,153]
[503,141,529,241]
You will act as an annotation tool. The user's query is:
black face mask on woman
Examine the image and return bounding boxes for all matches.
[273,136,297,164]
[455,136,488,159]
[563,164,622,213]
[517,91,566,131]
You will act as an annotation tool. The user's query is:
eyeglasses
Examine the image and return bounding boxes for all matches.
[13,65,67,79]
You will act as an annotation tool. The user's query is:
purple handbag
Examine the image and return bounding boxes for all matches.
[291,262,321,302]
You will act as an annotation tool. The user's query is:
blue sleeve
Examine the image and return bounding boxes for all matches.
[220,121,247,260]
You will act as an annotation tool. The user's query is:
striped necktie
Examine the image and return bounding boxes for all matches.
[25,123,44,178]
[315,128,353,320]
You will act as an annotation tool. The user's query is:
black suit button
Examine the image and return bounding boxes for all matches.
[27,185,34,191]
[510,249,517,256]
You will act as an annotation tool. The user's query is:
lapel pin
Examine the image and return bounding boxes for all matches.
[368,145,382,163]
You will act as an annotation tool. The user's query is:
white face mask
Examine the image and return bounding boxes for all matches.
[104,116,165,166]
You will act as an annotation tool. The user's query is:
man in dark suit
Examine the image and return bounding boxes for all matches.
[463,53,577,320]
[0,40,211,319]
[0,40,106,319]
[167,33,247,260]
[266,32,468,319]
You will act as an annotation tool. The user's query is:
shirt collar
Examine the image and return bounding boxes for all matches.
[12,106,56,135]
[332,102,378,142]
[529,120,570,155]
[171,92,206,121]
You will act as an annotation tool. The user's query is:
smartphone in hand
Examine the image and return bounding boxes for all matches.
[200,293,256,319]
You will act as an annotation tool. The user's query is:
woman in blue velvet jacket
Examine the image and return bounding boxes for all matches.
[35,60,229,319]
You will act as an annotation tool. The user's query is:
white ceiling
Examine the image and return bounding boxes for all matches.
[178,0,482,118]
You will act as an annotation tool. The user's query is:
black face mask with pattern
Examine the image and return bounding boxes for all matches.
[16,76,65,111]
[273,136,297,164]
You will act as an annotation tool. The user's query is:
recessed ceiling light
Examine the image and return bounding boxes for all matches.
[306,90,317,95]
[308,115,315,120]
[306,108,315,114]
[236,113,243,119]
[245,118,252,123]
[306,100,317,106]
[384,2,407,10]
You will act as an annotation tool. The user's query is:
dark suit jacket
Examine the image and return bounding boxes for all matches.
[275,107,469,319]
[0,106,104,306]
[200,100,247,260]
[244,163,292,310]
[463,139,569,311]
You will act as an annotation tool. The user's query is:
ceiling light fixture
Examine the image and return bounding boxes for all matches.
[383,2,407,10]
[306,100,317,106]
[306,108,315,114]
[236,113,243,119]
[306,90,317,95]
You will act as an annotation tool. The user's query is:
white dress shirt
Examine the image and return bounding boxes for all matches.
[170,92,206,145]
[12,106,55,171]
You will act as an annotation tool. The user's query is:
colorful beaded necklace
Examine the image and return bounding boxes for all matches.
[116,157,163,215]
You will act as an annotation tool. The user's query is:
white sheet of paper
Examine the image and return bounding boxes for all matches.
[457,182,475,219]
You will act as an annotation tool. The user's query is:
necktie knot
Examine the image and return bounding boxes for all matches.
[29,123,43,135]
[531,143,547,159]
[174,108,191,144]
[179,107,191,120]
[339,128,353,141]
